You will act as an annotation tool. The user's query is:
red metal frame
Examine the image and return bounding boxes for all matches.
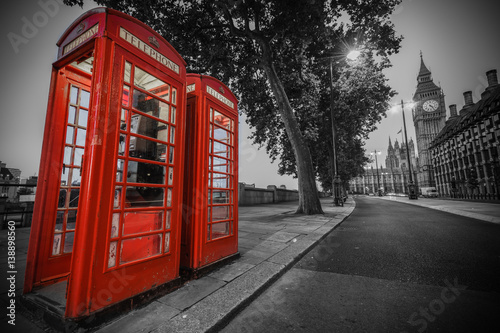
[182,74,239,270]
[24,8,187,319]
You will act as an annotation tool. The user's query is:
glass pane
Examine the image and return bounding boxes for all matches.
[214,127,230,143]
[169,146,174,164]
[67,210,77,230]
[108,241,117,268]
[212,206,230,221]
[159,103,169,121]
[214,111,231,130]
[123,211,163,235]
[171,107,176,124]
[168,167,173,185]
[134,66,169,100]
[120,109,128,130]
[74,148,84,166]
[78,109,88,127]
[129,136,167,162]
[213,190,230,204]
[76,128,86,146]
[170,127,175,144]
[164,232,170,253]
[52,234,62,255]
[111,213,120,238]
[158,125,169,143]
[171,88,177,105]
[64,146,73,165]
[212,222,229,239]
[213,142,230,158]
[120,234,162,264]
[130,110,169,140]
[71,168,81,186]
[125,186,164,207]
[207,224,211,241]
[60,167,69,186]
[132,89,160,117]
[114,187,122,208]
[55,211,64,231]
[116,159,124,182]
[69,189,80,207]
[127,161,165,184]
[167,188,172,206]
[122,85,130,107]
[118,134,127,156]
[63,232,74,253]
[124,62,131,83]
[213,157,229,173]
[66,126,74,144]
[58,190,67,208]
[68,106,76,124]
[70,86,79,105]
[213,173,230,188]
[165,210,171,229]
[80,90,90,108]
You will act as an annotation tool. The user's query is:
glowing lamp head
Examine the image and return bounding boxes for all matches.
[346,50,361,61]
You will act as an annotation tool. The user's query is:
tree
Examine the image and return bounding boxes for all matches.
[65,0,402,214]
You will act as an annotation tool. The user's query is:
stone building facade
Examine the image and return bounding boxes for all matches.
[429,69,500,198]
[349,138,418,194]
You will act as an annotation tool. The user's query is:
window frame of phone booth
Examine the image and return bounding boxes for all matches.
[182,74,239,273]
[23,8,187,321]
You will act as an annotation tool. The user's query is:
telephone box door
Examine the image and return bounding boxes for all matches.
[182,75,239,271]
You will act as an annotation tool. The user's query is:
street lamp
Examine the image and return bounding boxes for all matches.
[328,49,361,206]
[370,150,381,196]
[398,100,418,200]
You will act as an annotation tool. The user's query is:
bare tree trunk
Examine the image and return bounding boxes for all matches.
[259,40,323,215]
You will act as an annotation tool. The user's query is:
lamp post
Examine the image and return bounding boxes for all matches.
[371,150,381,196]
[399,100,418,199]
[328,49,360,206]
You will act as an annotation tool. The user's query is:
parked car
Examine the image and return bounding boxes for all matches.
[420,187,438,198]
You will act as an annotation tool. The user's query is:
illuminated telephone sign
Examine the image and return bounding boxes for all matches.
[181,74,239,272]
[24,8,187,322]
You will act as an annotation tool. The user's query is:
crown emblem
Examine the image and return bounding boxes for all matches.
[148,36,160,48]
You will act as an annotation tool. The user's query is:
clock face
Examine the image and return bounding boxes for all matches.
[423,99,439,112]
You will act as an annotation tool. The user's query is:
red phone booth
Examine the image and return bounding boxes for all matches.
[23,8,186,322]
[181,74,239,273]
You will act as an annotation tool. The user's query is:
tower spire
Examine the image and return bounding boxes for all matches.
[418,52,431,78]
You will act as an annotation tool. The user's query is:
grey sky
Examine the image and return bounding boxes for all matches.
[1,0,499,190]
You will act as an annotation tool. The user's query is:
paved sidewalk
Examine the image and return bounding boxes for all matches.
[96,197,354,333]
[2,195,499,332]
[366,194,500,224]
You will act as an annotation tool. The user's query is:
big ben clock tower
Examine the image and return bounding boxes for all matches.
[412,53,446,188]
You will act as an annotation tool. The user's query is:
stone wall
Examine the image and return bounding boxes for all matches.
[238,183,299,206]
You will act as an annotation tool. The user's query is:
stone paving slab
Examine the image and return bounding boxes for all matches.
[98,300,180,333]
[157,276,227,311]
[208,262,256,282]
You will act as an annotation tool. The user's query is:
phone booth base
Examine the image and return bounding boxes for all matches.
[22,8,187,327]
[181,74,239,277]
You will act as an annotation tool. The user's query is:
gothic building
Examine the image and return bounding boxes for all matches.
[412,53,447,187]
[349,137,418,194]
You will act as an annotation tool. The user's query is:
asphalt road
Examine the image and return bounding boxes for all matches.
[221,196,500,333]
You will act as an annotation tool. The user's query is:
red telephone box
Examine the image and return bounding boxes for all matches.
[181,74,239,273]
[24,8,186,321]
